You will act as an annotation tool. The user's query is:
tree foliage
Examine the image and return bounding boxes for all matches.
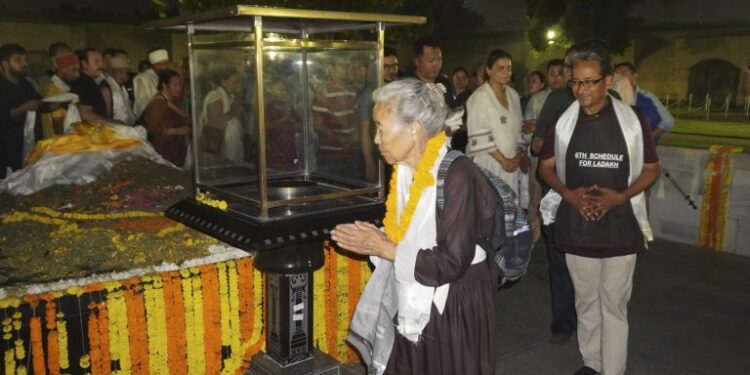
[152,0,482,38]
[526,0,644,54]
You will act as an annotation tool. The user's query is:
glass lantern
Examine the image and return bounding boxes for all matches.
[150,6,425,251]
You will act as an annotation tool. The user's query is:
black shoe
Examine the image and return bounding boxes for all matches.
[548,331,572,345]
[573,366,599,375]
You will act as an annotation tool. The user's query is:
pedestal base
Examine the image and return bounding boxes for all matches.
[247,349,351,375]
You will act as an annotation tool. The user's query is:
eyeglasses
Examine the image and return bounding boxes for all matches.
[567,76,605,89]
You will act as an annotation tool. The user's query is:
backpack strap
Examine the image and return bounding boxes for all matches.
[436,149,464,212]
[473,164,527,238]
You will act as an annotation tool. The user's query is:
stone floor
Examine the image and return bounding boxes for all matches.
[342,238,750,374]
[495,239,750,374]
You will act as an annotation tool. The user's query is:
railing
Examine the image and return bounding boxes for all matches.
[659,93,750,121]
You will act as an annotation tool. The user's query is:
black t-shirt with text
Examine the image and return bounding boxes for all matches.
[541,99,659,258]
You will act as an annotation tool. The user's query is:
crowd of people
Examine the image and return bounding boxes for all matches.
[333,37,673,375]
[0,42,195,177]
[1,35,675,375]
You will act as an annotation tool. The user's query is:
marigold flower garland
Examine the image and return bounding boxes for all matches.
[87,303,102,374]
[383,132,446,243]
[227,262,242,361]
[123,278,149,374]
[0,252,375,373]
[43,294,61,375]
[143,276,169,375]
[199,265,222,374]
[161,272,187,375]
[186,267,207,375]
[236,258,254,343]
[56,311,70,371]
[324,242,338,355]
[105,283,130,375]
[30,313,45,375]
[312,258,327,354]
[346,256,361,362]
[335,245,349,359]
[218,262,232,351]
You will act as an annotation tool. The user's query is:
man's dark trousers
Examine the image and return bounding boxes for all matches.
[543,223,577,336]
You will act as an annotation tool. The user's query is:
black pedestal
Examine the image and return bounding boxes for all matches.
[265,271,313,365]
[246,349,347,375]
[250,241,339,374]
[164,196,384,373]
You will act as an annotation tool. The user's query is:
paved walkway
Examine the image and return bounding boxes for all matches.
[342,238,750,374]
[495,239,750,374]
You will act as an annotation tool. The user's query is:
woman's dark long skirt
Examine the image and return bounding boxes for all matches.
[384,262,496,375]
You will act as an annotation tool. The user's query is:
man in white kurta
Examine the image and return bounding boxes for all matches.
[465,82,523,194]
[104,54,136,125]
[133,49,169,119]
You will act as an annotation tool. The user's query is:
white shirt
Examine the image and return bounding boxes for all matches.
[466,83,523,193]
[133,68,158,118]
[104,75,136,125]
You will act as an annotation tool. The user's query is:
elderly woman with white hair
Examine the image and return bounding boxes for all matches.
[331,78,497,375]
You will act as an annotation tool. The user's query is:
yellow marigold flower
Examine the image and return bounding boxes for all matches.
[67,286,85,296]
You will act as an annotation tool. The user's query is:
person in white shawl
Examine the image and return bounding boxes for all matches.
[199,66,244,163]
[466,49,526,197]
[103,54,136,126]
[331,79,496,375]
[133,49,169,119]
[537,40,660,375]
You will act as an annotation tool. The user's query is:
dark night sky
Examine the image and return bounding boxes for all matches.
[0,0,154,13]
[467,0,750,31]
[0,0,748,28]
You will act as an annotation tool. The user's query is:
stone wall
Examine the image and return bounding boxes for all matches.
[439,27,750,101]
[0,20,174,80]
[634,30,750,102]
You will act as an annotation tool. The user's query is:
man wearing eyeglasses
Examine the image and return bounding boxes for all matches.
[383,47,400,84]
[537,40,660,375]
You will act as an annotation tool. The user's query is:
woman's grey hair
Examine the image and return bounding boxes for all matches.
[371,78,447,137]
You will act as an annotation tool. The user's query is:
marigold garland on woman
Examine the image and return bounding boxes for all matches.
[331,78,498,375]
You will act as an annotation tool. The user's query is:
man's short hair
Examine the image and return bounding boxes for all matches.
[547,58,564,72]
[452,66,469,77]
[0,44,26,62]
[102,48,118,58]
[384,46,398,59]
[75,48,99,64]
[527,70,546,83]
[565,39,613,77]
[614,61,637,74]
[48,42,70,57]
[413,36,440,58]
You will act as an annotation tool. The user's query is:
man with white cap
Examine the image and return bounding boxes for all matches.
[133,48,169,119]
[103,50,136,125]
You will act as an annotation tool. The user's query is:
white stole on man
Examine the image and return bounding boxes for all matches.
[539,95,652,242]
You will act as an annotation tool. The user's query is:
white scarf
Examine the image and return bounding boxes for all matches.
[50,75,70,93]
[392,145,451,342]
[539,96,652,241]
[105,75,135,125]
[348,141,486,374]
[200,86,244,162]
[133,69,158,118]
